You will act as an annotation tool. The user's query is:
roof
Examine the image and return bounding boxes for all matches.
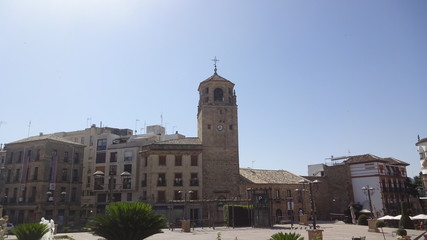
[7,134,85,146]
[140,137,202,152]
[154,137,201,145]
[240,168,307,184]
[198,72,234,89]
[416,137,427,145]
[344,154,409,166]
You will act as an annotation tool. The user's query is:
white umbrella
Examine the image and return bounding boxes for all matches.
[391,215,413,220]
[378,215,395,220]
[412,214,427,220]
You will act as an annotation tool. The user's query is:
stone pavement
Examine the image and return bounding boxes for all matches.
[6,221,427,240]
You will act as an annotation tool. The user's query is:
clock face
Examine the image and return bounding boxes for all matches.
[217,124,224,131]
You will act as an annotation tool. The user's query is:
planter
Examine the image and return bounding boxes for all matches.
[181,220,191,232]
[299,215,308,225]
[367,219,379,232]
[307,229,323,240]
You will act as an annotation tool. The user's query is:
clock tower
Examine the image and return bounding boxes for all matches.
[197,63,240,200]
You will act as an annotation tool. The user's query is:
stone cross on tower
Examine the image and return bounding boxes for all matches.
[211,56,219,73]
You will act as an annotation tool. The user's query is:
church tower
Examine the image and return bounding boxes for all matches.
[197,60,240,200]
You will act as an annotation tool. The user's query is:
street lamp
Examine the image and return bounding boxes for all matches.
[362,185,374,219]
[299,179,320,229]
[178,190,193,220]
[93,170,131,203]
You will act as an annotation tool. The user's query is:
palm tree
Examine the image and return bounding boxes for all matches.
[269,232,304,240]
[88,202,167,240]
[11,223,50,240]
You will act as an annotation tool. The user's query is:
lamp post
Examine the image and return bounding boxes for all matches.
[299,179,320,229]
[362,185,374,219]
[93,170,131,204]
[178,190,193,220]
[47,191,65,219]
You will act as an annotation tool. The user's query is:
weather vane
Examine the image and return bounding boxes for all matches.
[212,56,219,73]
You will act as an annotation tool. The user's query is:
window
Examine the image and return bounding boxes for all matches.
[174,173,183,186]
[124,164,132,173]
[27,149,32,158]
[158,173,166,186]
[141,173,147,187]
[17,151,22,163]
[14,169,20,182]
[97,194,107,203]
[109,165,117,176]
[124,151,133,161]
[127,193,132,201]
[214,88,224,102]
[36,149,40,161]
[207,124,211,130]
[71,187,77,202]
[191,155,198,166]
[286,189,292,197]
[29,187,36,203]
[33,167,38,181]
[72,169,78,182]
[90,136,94,146]
[159,155,166,166]
[81,137,85,144]
[8,152,13,163]
[275,190,280,199]
[64,151,69,162]
[110,152,117,162]
[62,168,68,181]
[190,173,199,186]
[123,178,131,189]
[74,153,80,163]
[144,157,148,167]
[190,190,198,200]
[175,155,182,166]
[96,153,106,163]
[205,87,209,93]
[229,125,233,130]
[157,191,166,203]
[97,139,107,151]
[174,191,181,200]
[6,170,11,183]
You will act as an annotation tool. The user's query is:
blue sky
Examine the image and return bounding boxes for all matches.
[1,0,426,177]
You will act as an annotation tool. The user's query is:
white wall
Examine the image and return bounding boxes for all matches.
[351,175,383,217]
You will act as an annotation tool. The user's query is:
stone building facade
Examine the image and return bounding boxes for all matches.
[239,168,312,226]
[2,135,84,229]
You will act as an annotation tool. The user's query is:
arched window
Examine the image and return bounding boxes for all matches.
[214,88,224,102]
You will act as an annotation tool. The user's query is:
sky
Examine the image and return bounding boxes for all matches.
[1,0,426,178]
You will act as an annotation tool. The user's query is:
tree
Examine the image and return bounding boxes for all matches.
[357,214,368,226]
[11,223,50,240]
[88,202,167,240]
[399,202,414,229]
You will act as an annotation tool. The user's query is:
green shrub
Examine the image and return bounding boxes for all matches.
[269,232,304,240]
[376,220,385,228]
[396,228,407,236]
[357,214,368,225]
[11,223,50,240]
[88,202,167,240]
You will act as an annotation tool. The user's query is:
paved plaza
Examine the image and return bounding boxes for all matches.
[6,221,427,240]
